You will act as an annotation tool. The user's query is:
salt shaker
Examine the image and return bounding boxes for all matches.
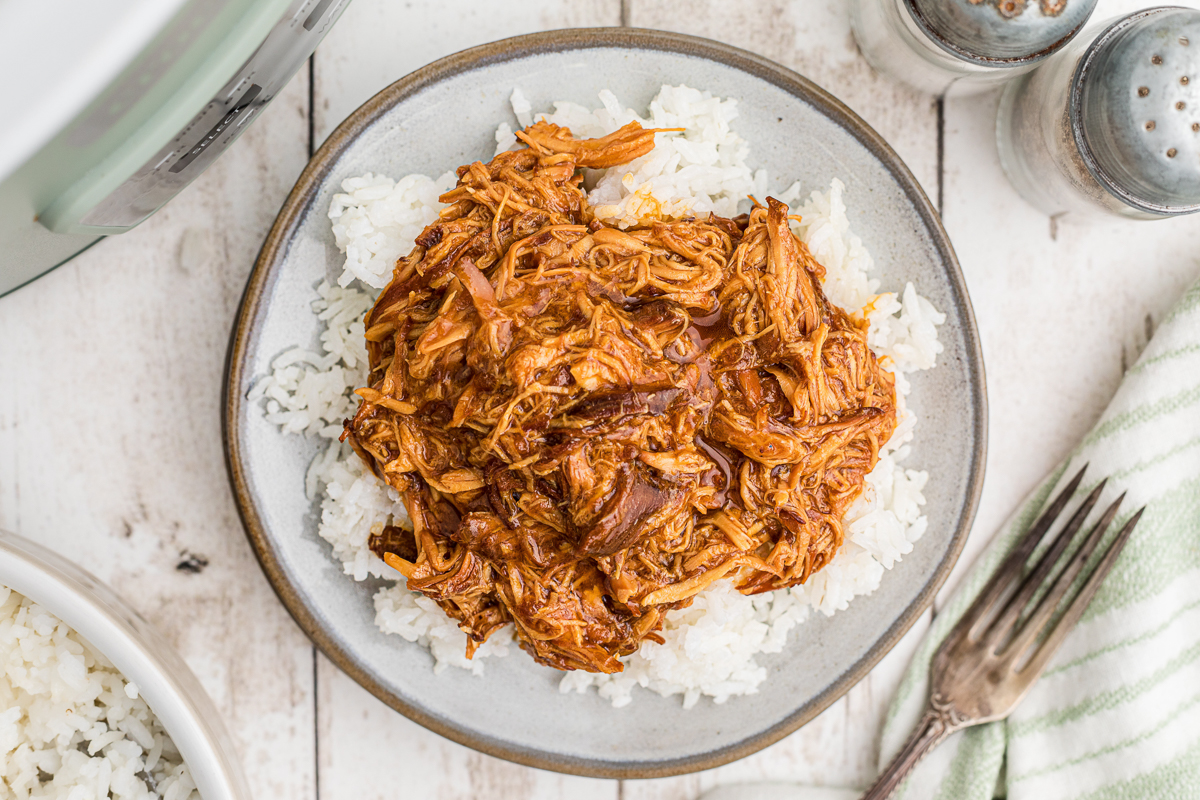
[997,7,1200,220]
[850,0,1099,96]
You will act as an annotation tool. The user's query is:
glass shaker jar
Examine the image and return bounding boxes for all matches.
[850,0,1099,96]
[997,7,1200,220]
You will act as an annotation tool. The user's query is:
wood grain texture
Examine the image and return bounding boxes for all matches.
[626,0,940,202]
[620,613,931,800]
[309,2,622,798]
[932,0,1200,607]
[617,2,941,797]
[5,1,1199,798]
[308,1,937,795]
[311,0,622,147]
[316,654,616,799]
[0,77,317,800]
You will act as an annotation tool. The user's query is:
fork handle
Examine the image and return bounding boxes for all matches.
[861,696,969,800]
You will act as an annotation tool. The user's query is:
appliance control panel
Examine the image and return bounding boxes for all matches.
[67,0,348,231]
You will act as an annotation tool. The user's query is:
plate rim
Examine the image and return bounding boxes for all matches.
[223,26,988,779]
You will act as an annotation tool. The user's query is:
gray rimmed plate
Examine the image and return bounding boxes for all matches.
[224,28,986,779]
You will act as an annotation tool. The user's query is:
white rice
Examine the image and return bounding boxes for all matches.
[252,85,945,709]
[327,172,456,289]
[0,586,198,800]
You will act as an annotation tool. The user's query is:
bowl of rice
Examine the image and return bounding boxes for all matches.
[225,28,986,777]
[0,530,250,799]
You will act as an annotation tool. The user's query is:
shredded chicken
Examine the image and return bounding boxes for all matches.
[345,121,897,673]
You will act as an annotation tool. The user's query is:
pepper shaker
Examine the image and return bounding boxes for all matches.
[850,0,1099,96]
[997,7,1200,220]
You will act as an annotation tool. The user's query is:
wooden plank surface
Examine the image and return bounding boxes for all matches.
[3,1,1200,799]
[615,3,939,796]
[312,0,623,147]
[933,0,1200,605]
[0,77,317,800]
[310,2,622,799]
[628,0,941,200]
[309,1,936,797]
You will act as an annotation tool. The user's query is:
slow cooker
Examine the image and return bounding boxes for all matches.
[0,0,350,296]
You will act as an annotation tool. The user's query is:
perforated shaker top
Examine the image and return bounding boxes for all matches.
[906,0,1098,64]
[1076,7,1200,212]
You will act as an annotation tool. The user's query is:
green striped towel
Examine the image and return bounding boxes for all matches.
[879,277,1200,800]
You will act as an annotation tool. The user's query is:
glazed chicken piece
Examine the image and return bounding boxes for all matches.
[344,121,897,673]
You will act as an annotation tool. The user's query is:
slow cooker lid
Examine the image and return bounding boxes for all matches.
[0,0,191,186]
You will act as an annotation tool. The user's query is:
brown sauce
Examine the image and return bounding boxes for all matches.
[343,120,898,673]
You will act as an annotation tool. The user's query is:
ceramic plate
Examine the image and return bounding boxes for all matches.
[225,28,986,778]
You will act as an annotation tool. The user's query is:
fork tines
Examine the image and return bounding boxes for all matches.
[870,469,1145,800]
[952,466,1145,678]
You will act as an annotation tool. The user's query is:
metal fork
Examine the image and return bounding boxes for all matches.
[862,467,1145,800]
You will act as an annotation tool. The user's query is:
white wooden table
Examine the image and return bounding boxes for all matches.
[3,1,1200,797]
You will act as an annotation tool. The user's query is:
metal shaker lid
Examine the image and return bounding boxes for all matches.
[1073,7,1200,215]
[905,0,1098,65]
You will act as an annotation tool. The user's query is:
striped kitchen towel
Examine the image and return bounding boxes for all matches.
[880,278,1200,800]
